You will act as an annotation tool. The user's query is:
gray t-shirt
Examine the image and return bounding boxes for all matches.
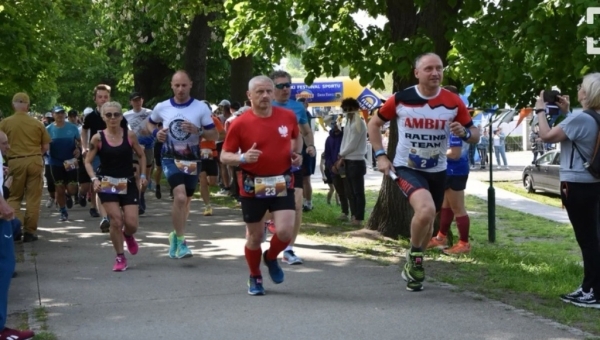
[558,111,600,183]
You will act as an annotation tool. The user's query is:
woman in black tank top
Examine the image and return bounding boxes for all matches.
[84,101,148,272]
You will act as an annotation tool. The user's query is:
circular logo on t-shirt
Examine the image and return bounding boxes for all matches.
[169,119,190,141]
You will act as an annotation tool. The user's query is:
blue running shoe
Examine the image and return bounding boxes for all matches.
[168,232,177,258]
[176,240,193,259]
[247,276,265,296]
[262,250,284,284]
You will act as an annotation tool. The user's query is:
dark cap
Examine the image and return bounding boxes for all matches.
[68,109,78,116]
[129,92,143,100]
[52,105,66,113]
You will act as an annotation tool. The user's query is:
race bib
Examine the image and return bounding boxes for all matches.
[63,158,78,171]
[99,176,128,195]
[254,176,287,199]
[407,148,440,169]
[175,160,198,175]
[200,148,213,160]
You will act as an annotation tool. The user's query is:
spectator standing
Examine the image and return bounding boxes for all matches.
[477,129,489,169]
[336,98,367,226]
[535,77,600,309]
[0,130,35,339]
[0,93,51,242]
[324,118,347,217]
[492,126,508,169]
[530,125,545,163]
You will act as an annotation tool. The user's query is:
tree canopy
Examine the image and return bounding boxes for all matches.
[2,0,599,116]
[225,0,600,108]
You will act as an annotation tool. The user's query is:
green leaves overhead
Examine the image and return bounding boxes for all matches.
[225,0,600,108]
[449,0,600,108]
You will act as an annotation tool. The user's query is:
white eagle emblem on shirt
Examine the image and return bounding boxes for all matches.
[278,125,288,137]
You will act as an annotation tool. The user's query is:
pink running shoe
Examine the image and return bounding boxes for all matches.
[123,232,139,255]
[113,255,128,272]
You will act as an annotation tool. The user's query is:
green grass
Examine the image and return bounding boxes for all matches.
[493,181,562,208]
[291,189,599,336]
[8,307,58,340]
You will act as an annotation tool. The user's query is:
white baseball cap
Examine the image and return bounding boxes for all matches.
[83,107,94,115]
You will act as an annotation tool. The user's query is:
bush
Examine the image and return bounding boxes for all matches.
[505,136,522,152]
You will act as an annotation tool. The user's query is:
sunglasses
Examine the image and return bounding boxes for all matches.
[275,82,292,89]
[104,112,122,118]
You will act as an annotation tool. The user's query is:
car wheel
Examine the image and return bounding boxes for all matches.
[523,175,535,193]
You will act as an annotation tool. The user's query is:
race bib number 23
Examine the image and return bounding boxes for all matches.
[254,176,287,199]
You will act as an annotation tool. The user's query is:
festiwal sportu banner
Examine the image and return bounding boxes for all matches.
[291,81,343,103]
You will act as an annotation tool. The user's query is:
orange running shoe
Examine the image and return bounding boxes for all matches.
[443,241,471,255]
[427,236,448,250]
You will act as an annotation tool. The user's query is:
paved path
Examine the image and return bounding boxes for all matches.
[10,196,586,340]
[7,131,584,339]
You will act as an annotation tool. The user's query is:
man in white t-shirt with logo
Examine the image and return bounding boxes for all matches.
[124,92,154,214]
[147,70,218,259]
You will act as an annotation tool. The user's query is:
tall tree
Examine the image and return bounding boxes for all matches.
[224,0,600,239]
[0,0,89,114]
[450,0,600,108]
[185,12,217,100]
[224,0,476,238]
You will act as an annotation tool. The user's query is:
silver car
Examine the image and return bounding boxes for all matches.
[522,150,560,195]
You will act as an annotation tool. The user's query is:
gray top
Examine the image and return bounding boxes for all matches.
[339,116,367,161]
[558,110,600,183]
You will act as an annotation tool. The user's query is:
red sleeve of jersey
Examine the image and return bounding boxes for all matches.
[454,99,473,127]
[222,117,241,153]
[377,95,397,122]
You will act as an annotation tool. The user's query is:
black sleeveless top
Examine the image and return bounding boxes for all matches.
[97,128,135,178]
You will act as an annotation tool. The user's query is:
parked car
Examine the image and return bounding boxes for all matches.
[522,150,560,195]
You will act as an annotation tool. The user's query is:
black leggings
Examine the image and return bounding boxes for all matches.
[343,160,366,221]
[561,181,600,294]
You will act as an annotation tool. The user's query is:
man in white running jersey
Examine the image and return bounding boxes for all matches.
[368,53,479,292]
[147,70,218,259]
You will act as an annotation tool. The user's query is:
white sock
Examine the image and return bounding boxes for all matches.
[285,246,293,252]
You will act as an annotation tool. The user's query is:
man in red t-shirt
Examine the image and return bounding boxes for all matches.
[368,53,479,292]
[221,75,303,296]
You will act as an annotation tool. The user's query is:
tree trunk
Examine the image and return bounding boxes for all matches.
[184,13,216,100]
[367,0,461,240]
[230,54,253,104]
[133,54,173,106]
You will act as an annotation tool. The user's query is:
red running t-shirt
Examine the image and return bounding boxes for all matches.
[223,106,299,176]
